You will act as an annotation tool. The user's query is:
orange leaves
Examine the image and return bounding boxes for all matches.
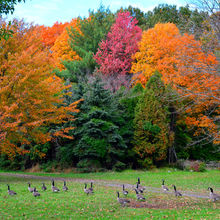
[0,20,80,158]
[131,22,219,140]
[40,21,69,47]
[51,18,81,70]
[131,23,181,84]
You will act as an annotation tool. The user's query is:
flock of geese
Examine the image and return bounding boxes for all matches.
[6,180,94,197]
[117,177,220,206]
[6,177,220,206]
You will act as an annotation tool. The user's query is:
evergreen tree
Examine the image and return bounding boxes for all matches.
[133,72,171,167]
[145,4,207,39]
[66,77,127,169]
[117,84,144,167]
[56,6,115,82]
[117,5,148,30]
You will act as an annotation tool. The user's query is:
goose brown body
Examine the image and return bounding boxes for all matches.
[7,185,16,195]
[172,185,182,197]
[162,179,169,191]
[208,187,220,202]
[117,192,130,206]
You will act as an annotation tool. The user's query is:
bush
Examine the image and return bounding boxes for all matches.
[175,160,206,172]
[77,159,102,169]
[112,161,126,171]
[138,158,155,169]
[185,161,206,172]
[40,161,61,172]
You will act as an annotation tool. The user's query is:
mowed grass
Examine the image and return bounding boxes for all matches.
[2,168,219,192]
[0,169,219,219]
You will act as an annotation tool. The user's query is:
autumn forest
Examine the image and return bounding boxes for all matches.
[0,2,219,171]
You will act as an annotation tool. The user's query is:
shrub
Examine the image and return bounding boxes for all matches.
[188,161,206,172]
[77,159,102,169]
[112,161,126,171]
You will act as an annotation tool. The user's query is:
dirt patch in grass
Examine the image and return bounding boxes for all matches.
[127,198,194,209]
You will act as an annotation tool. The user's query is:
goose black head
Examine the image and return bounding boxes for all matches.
[138,177,140,184]
[208,187,213,193]
[117,191,120,197]
[172,185,176,191]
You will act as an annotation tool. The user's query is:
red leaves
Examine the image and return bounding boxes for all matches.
[94,12,142,76]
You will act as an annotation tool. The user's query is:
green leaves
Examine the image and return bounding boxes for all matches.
[0,0,25,15]
[0,0,25,40]
[133,72,172,166]
[143,121,161,135]
[57,5,115,82]
[0,27,13,40]
[67,77,127,168]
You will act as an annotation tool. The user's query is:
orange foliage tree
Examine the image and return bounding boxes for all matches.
[0,19,80,158]
[131,23,219,144]
[40,21,68,48]
[51,18,81,70]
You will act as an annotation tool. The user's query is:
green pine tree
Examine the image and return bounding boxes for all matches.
[133,72,171,167]
[68,77,127,169]
[56,5,115,82]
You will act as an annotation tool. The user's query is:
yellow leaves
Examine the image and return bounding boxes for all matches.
[51,18,81,70]
[0,20,80,158]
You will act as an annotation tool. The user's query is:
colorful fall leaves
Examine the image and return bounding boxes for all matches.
[0,10,219,160]
[51,19,81,70]
[131,23,219,144]
[94,12,142,76]
[0,20,80,158]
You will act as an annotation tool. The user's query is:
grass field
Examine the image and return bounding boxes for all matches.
[0,169,219,219]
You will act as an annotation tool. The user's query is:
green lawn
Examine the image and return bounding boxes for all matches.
[0,169,219,219]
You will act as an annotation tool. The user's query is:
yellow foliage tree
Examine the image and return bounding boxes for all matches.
[0,20,80,158]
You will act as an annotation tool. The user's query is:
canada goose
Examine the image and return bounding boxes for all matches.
[51,180,60,192]
[122,184,128,196]
[42,183,47,191]
[172,185,182,197]
[136,183,144,194]
[88,182,94,192]
[28,182,35,193]
[208,187,220,202]
[7,185,16,195]
[137,177,145,191]
[33,187,40,197]
[84,183,93,195]
[161,179,169,191]
[63,181,68,191]
[116,191,130,206]
[134,189,146,201]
